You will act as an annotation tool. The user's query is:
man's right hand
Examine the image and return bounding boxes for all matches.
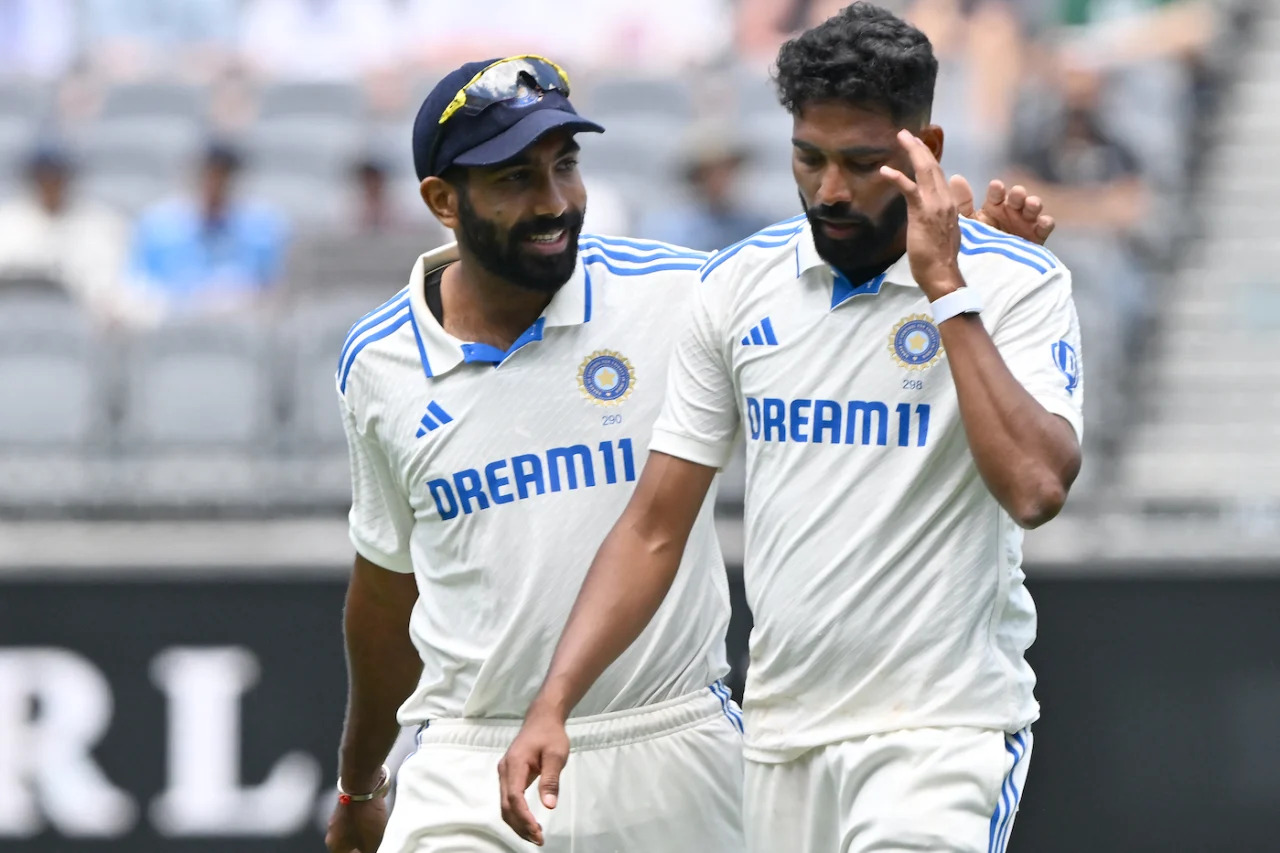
[325,798,389,853]
[497,707,571,847]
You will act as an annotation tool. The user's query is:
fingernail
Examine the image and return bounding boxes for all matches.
[544,794,557,808]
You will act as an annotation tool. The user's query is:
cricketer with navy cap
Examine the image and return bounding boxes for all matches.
[325,53,1056,853]
[324,55,747,853]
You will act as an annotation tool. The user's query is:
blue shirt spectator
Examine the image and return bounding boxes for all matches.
[129,142,288,316]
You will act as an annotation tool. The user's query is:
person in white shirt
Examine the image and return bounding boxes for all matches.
[500,5,1082,852]
[0,144,150,327]
[324,56,744,853]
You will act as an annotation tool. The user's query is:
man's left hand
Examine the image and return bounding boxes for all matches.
[949,174,1055,245]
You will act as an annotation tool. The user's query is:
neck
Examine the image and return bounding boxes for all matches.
[441,252,557,350]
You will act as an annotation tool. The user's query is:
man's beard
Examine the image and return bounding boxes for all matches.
[456,192,585,295]
[802,192,908,284]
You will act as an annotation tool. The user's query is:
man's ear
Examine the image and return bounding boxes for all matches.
[919,124,944,165]
[421,176,460,230]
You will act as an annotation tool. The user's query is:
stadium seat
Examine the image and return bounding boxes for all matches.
[257,82,366,122]
[100,82,207,121]
[0,81,52,124]
[241,171,341,229]
[0,116,37,174]
[244,117,359,179]
[0,292,108,449]
[118,318,273,450]
[283,234,430,300]
[80,170,170,216]
[578,76,695,121]
[279,294,378,452]
[78,117,200,181]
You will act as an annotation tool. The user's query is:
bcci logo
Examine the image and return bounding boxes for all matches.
[889,315,942,370]
[578,350,634,406]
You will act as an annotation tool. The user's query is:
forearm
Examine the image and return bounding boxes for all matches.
[532,454,716,721]
[338,559,422,791]
[534,516,685,720]
[937,312,1080,527]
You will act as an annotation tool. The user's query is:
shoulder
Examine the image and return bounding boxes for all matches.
[336,285,415,400]
[697,215,808,284]
[579,233,710,278]
[577,234,709,301]
[957,217,1067,289]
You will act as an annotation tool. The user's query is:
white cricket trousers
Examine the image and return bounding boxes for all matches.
[745,726,1033,853]
[379,682,746,853]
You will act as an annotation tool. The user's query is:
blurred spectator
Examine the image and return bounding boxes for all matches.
[905,0,1025,188]
[127,142,289,319]
[637,127,773,251]
[1009,64,1151,458]
[0,0,76,79]
[0,144,149,326]
[344,154,410,235]
[239,0,399,82]
[81,0,240,82]
[397,0,734,74]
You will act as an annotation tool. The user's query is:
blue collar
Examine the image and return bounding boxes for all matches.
[459,317,547,364]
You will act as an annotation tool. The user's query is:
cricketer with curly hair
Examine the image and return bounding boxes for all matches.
[503,5,1082,851]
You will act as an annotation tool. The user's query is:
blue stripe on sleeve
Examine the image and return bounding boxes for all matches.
[580,252,704,277]
[338,292,409,374]
[959,220,1056,267]
[958,244,1049,275]
[340,309,411,393]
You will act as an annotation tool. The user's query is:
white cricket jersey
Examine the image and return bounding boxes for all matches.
[650,215,1084,761]
[338,236,732,725]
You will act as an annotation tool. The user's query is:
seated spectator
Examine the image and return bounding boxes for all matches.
[0,144,151,326]
[1009,64,1151,460]
[345,155,406,235]
[127,141,289,319]
[638,128,774,251]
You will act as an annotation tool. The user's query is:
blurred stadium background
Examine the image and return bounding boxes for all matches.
[1,0,1277,850]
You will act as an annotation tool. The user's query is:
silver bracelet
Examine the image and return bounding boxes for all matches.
[337,764,390,805]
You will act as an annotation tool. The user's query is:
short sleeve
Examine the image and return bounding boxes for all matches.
[339,393,415,573]
[648,272,741,468]
[991,268,1085,443]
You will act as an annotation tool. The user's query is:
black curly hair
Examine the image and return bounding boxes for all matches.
[774,2,938,125]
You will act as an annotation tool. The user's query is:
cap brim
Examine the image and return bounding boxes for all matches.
[452,109,605,168]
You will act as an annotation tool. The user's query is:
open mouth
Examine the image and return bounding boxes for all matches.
[523,228,569,254]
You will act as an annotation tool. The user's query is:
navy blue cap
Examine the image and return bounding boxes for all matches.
[412,58,604,180]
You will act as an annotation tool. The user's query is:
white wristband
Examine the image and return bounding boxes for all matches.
[928,287,983,325]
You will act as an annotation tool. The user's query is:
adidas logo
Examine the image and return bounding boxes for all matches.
[415,401,454,438]
[740,317,779,346]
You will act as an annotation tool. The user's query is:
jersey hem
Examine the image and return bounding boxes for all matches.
[741,708,1041,764]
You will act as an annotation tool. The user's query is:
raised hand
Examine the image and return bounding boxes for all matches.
[949,174,1055,245]
[880,129,965,300]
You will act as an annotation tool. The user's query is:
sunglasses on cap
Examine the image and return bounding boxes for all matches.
[438,54,571,125]
[426,55,572,175]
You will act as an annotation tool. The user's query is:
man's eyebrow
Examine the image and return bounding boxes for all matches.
[792,139,893,158]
